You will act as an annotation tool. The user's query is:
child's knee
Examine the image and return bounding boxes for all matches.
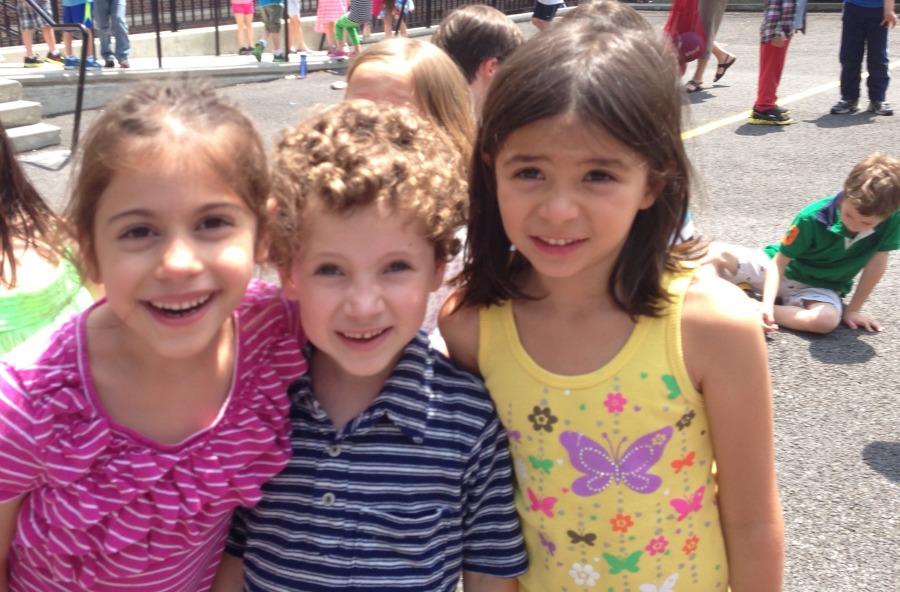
[805,304,841,334]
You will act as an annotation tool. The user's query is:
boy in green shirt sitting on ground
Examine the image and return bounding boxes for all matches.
[705,152,900,334]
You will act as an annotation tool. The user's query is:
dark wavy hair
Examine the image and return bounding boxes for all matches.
[0,125,64,288]
[457,24,703,318]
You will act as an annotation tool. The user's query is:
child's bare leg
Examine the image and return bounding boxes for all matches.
[40,26,58,54]
[773,301,841,334]
[290,16,309,51]
[701,241,741,279]
[63,31,73,56]
[22,29,36,57]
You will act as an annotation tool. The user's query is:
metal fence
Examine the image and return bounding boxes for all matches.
[1,0,539,47]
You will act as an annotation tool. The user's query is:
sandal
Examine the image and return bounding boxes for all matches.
[685,80,703,94]
[713,55,737,82]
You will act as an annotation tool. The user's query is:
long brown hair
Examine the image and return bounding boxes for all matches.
[458,25,702,317]
[0,125,64,288]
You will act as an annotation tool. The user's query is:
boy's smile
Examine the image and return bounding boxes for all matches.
[282,204,445,394]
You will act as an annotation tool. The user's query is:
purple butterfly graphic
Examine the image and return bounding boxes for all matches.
[539,531,556,556]
[559,427,673,495]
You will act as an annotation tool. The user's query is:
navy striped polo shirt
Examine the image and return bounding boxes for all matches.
[227,333,528,591]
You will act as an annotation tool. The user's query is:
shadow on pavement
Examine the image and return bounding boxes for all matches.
[797,328,877,364]
[805,113,878,129]
[734,123,791,136]
[862,441,900,483]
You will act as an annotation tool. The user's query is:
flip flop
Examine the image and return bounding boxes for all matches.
[685,80,703,94]
[713,55,737,82]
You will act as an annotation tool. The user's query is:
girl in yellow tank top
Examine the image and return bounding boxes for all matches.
[440,13,784,592]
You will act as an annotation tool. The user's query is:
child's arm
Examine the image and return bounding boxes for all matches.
[761,252,789,332]
[438,292,481,374]
[883,0,897,28]
[683,277,784,592]
[0,497,24,592]
[462,572,518,592]
[209,553,245,592]
[842,251,889,331]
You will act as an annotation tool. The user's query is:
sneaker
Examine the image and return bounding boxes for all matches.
[45,51,63,65]
[773,105,791,116]
[85,57,103,70]
[238,47,251,55]
[329,49,349,59]
[830,98,859,115]
[748,107,794,126]
[104,58,115,68]
[119,60,130,68]
[23,55,44,68]
[273,52,288,63]
[252,40,265,62]
[327,47,340,58]
[867,100,893,116]
[63,55,80,70]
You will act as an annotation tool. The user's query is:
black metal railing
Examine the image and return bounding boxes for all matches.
[9,0,89,154]
[3,0,539,47]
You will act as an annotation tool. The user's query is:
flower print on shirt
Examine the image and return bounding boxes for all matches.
[528,405,558,432]
[610,512,634,533]
[604,391,627,413]
[569,562,601,586]
[645,535,669,556]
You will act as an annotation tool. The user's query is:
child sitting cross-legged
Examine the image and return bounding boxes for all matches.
[211,100,527,592]
[706,152,900,334]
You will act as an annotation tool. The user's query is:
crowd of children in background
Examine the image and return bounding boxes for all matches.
[2,1,899,591]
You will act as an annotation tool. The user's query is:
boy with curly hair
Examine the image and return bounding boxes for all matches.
[705,152,900,334]
[214,101,527,592]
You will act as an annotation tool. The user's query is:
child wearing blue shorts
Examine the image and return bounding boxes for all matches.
[61,0,102,69]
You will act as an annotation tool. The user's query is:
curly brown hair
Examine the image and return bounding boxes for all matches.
[268,100,468,268]
[843,152,900,218]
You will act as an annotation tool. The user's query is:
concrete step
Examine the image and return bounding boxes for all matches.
[0,79,23,102]
[7,122,62,153]
[0,100,42,128]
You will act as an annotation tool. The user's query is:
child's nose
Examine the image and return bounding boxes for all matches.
[539,189,580,224]
[158,238,202,277]
[344,284,385,319]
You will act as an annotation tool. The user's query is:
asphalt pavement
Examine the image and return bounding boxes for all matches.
[13,10,900,592]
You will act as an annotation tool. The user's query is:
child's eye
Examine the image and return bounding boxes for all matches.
[513,167,544,180]
[118,226,155,240]
[197,216,233,231]
[385,260,412,273]
[314,263,342,277]
[585,170,614,182]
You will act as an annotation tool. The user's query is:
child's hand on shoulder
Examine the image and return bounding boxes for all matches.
[842,309,883,332]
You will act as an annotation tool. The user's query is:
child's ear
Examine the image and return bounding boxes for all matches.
[278,263,300,300]
[478,57,500,82]
[430,259,447,293]
[641,167,668,210]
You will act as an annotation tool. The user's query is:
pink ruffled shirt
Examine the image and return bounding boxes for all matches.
[0,280,307,591]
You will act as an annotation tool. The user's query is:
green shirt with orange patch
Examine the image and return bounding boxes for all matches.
[762,194,900,296]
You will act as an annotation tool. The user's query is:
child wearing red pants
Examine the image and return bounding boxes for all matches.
[749,0,808,125]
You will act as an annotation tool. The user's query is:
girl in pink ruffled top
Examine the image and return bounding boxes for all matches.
[0,82,307,591]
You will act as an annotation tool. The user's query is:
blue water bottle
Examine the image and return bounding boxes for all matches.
[299,53,307,79]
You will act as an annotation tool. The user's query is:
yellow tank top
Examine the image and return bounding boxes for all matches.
[478,272,728,591]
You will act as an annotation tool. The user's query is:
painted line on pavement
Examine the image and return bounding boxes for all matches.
[682,63,899,140]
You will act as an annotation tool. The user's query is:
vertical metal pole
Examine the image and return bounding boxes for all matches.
[152,0,163,67]
[170,0,178,32]
[283,0,290,54]
[72,23,89,150]
[393,0,407,35]
[214,0,221,55]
